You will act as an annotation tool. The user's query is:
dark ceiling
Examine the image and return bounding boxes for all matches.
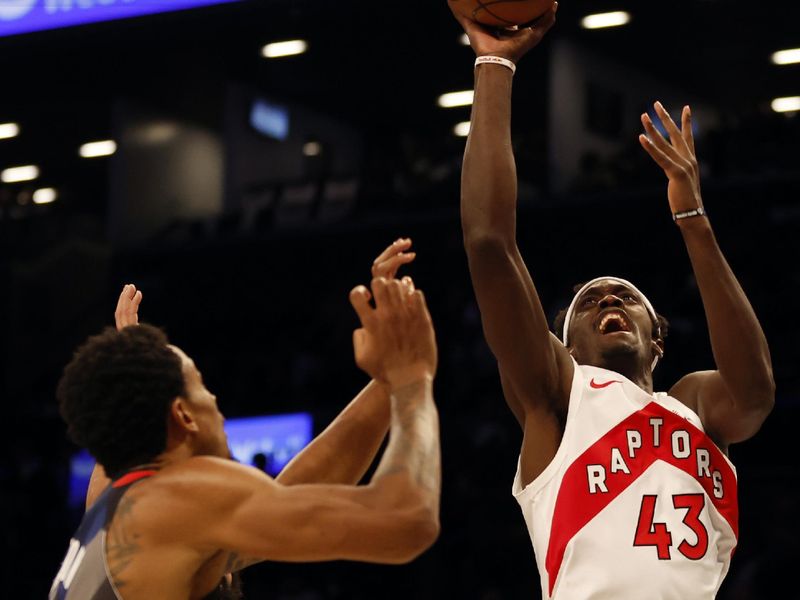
[0,0,797,218]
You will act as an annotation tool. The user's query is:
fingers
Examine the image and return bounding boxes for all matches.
[401,276,416,295]
[531,1,558,33]
[681,105,696,155]
[131,290,143,315]
[115,283,142,330]
[640,113,675,157]
[114,285,129,323]
[374,238,411,265]
[516,1,557,40]
[349,285,373,327]
[653,101,692,157]
[372,238,415,279]
[450,0,555,40]
[638,133,680,174]
[373,253,416,279]
[409,289,433,325]
[369,277,389,313]
[378,277,406,314]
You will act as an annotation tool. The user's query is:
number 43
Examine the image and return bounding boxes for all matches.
[634,494,709,560]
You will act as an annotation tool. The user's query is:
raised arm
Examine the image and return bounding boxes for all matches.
[451,5,571,422]
[194,276,440,564]
[85,284,144,508]
[276,379,390,485]
[277,239,418,485]
[640,102,775,446]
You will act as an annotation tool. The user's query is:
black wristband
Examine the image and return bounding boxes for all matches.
[672,206,706,222]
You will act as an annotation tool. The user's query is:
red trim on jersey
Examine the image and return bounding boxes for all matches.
[545,401,738,596]
[112,470,157,488]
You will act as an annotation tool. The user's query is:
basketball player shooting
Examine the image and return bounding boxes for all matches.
[450,3,774,598]
[50,242,440,600]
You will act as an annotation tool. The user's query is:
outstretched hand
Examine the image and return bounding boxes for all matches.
[639,101,704,218]
[349,277,437,388]
[114,284,142,331]
[448,0,557,63]
[372,238,417,295]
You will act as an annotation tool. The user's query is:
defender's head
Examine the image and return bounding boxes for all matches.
[58,324,229,477]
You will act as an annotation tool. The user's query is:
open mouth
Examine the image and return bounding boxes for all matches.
[598,312,631,334]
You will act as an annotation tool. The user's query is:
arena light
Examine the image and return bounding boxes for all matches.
[438,90,474,108]
[1,164,39,183]
[33,187,58,205]
[261,40,308,59]
[580,11,631,29]
[771,48,800,65]
[454,121,471,137]
[771,96,800,113]
[0,122,19,139]
[79,140,117,158]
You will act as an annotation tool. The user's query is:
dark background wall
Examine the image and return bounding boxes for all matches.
[0,1,798,597]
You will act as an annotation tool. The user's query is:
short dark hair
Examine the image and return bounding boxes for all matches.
[552,282,669,343]
[57,324,186,478]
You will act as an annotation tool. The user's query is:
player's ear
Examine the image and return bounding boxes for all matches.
[170,398,199,433]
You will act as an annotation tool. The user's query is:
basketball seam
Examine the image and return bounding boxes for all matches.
[473,0,538,27]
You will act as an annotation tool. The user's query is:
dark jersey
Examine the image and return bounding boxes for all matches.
[50,469,157,600]
[51,467,243,600]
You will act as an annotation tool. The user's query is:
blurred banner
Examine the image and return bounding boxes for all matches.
[0,0,240,37]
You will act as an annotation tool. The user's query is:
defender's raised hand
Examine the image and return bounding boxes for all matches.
[639,101,704,219]
[349,278,437,388]
[372,237,417,295]
[114,283,142,331]
[449,0,557,63]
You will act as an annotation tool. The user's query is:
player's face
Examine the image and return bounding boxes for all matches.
[170,345,231,459]
[566,280,659,369]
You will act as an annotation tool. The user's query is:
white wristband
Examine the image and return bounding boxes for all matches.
[474,55,516,75]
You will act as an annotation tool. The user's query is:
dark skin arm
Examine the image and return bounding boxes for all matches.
[640,103,775,448]
[276,379,390,485]
[88,290,390,507]
[451,4,571,485]
[89,243,420,505]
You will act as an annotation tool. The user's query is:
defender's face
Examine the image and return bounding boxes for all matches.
[566,280,658,368]
[170,345,231,459]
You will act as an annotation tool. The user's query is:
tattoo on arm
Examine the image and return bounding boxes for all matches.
[377,379,441,495]
[106,494,141,590]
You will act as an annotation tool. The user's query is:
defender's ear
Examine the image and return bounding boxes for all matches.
[170,398,199,433]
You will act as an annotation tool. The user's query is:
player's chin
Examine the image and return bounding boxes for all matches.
[596,333,639,353]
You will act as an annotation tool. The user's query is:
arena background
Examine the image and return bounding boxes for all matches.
[1,1,798,597]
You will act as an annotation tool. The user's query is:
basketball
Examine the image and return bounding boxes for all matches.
[450,0,556,28]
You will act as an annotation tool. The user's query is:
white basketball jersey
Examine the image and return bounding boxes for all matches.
[513,362,738,599]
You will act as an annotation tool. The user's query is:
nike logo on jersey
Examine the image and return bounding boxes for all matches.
[589,378,622,389]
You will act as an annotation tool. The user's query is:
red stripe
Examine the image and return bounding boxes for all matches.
[545,402,738,596]
[112,469,157,488]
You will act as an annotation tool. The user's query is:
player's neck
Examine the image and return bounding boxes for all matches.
[153,441,196,469]
[597,356,654,393]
